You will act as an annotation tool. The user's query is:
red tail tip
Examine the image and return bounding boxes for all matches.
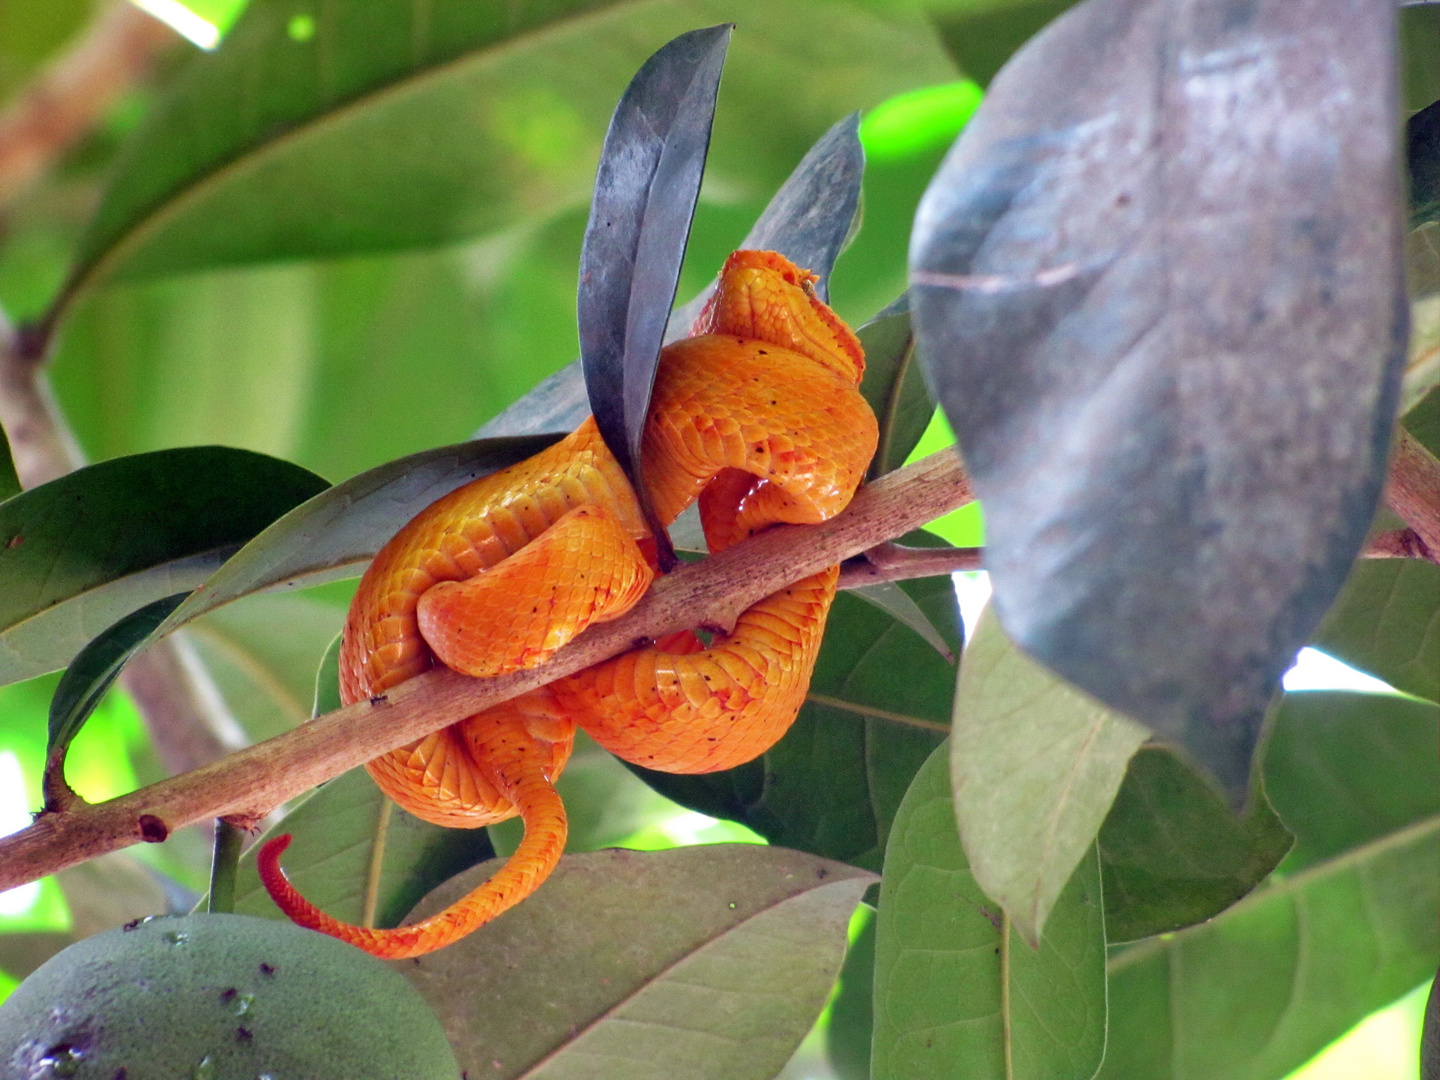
[257,833,293,882]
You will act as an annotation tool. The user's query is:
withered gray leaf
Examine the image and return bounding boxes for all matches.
[479,112,865,441]
[910,0,1408,802]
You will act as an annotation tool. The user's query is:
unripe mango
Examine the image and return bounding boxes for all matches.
[0,912,459,1079]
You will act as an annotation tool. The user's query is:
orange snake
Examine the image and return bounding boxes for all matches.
[258,251,878,958]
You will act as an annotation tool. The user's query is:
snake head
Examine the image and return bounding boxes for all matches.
[691,250,866,385]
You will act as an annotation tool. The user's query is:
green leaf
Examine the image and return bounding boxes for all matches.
[0,424,19,503]
[147,435,558,650]
[873,742,1106,1080]
[1401,2,1440,113]
[826,903,877,1079]
[858,295,932,480]
[312,627,342,715]
[185,592,347,742]
[924,0,1083,87]
[0,447,327,686]
[224,633,493,928]
[951,608,1147,945]
[230,767,496,931]
[487,728,701,859]
[850,580,953,662]
[398,845,874,1080]
[1099,690,1440,1079]
[46,592,189,770]
[1424,972,1440,1080]
[631,563,962,870]
[1264,690,1439,871]
[1312,558,1440,703]
[51,0,957,319]
[1098,747,1292,943]
[1100,814,1440,1080]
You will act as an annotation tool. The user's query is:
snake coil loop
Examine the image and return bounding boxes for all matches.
[260,252,879,958]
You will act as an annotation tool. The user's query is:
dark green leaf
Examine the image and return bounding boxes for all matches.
[1313,559,1440,703]
[1265,690,1439,870]
[631,561,961,870]
[1100,688,1440,1079]
[1100,814,1439,1080]
[148,435,558,650]
[0,423,19,503]
[46,592,189,767]
[0,447,326,685]
[825,903,876,1080]
[487,728,695,859]
[873,742,1106,1079]
[910,0,1408,802]
[928,0,1082,87]
[398,846,874,1080]
[952,608,1146,944]
[849,580,952,662]
[579,26,730,566]
[1099,747,1292,943]
[858,295,934,480]
[1411,101,1439,229]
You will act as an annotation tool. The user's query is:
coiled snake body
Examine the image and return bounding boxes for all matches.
[260,252,878,957]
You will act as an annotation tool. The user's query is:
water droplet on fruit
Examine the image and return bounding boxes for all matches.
[193,1055,216,1080]
[231,993,254,1017]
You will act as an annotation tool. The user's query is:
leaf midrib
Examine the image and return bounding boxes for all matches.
[50,0,655,328]
[513,875,872,1079]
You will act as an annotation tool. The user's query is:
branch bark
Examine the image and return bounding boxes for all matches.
[1385,429,1440,558]
[0,450,974,890]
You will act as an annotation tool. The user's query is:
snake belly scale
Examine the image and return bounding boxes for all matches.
[259,251,879,958]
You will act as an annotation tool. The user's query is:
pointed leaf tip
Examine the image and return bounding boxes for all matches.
[579,25,732,569]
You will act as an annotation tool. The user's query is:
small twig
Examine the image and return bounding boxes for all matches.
[1385,429,1440,558]
[0,1,178,210]
[840,542,984,588]
[0,450,974,890]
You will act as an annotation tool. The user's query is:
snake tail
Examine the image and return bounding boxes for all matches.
[257,714,568,960]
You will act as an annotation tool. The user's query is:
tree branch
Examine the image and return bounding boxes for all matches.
[0,450,974,890]
[1385,429,1440,558]
[839,542,984,586]
[1363,527,1436,562]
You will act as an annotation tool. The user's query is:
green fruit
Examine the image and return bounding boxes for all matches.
[0,912,459,1079]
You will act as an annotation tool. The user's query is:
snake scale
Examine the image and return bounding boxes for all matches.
[259,251,879,958]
